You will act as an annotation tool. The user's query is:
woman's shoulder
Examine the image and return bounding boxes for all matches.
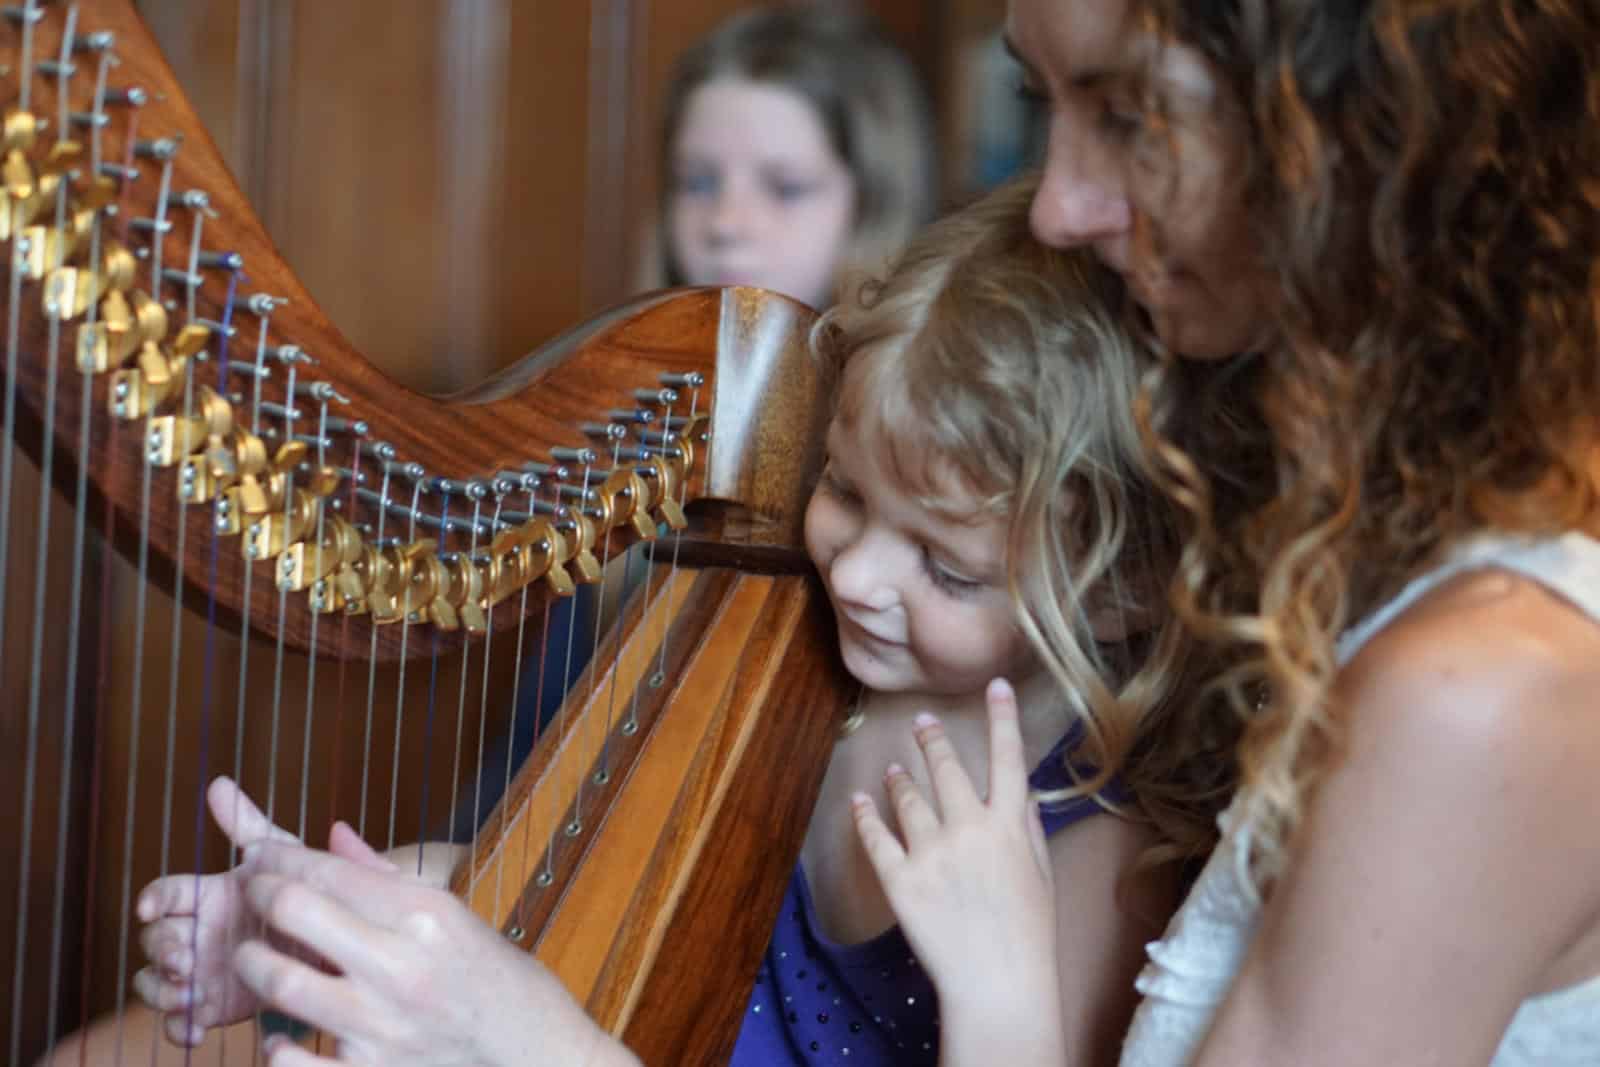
[1344,561,1600,722]
[1336,562,1600,828]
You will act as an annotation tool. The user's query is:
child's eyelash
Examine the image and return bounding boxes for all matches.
[920,546,981,597]
[818,466,859,501]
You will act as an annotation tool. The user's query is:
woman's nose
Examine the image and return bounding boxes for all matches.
[1030,118,1133,250]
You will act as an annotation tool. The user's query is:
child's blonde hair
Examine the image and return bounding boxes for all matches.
[818,175,1235,866]
[646,4,937,300]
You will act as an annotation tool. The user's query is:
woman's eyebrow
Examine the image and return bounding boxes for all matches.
[1000,33,1033,72]
[1001,32,1120,92]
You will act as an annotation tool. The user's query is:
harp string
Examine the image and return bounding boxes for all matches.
[596,540,635,781]
[229,296,284,1067]
[413,490,450,870]
[232,303,270,856]
[155,186,208,920]
[15,10,79,1058]
[443,489,479,871]
[293,384,338,840]
[485,488,540,916]
[109,127,178,1052]
[47,38,117,1062]
[586,442,624,796]
[643,381,701,732]
[528,483,563,907]
[0,18,40,1046]
[466,490,505,886]
[82,92,140,1064]
[172,260,243,1067]
[264,351,302,834]
[553,463,591,861]
[358,459,393,841]
[325,428,366,851]
[507,590,560,917]
[384,476,426,853]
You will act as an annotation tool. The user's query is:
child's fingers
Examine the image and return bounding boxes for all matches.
[884,762,940,844]
[137,873,207,922]
[911,712,979,819]
[139,917,197,975]
[163,1012,208,1049]
[208,776,298,851]
[984,678,1030,809]
[132,965,203,1013]
[850,792,906,875]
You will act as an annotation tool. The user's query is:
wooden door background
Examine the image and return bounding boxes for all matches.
[2,0,1010,1060]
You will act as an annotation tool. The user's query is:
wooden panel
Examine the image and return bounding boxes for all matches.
[141,0,598,393]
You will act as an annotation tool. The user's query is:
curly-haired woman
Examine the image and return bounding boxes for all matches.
[882,1,1600,1064]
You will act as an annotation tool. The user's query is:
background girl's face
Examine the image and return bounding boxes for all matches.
[668,78,858,310]
[1006,0,1275,359]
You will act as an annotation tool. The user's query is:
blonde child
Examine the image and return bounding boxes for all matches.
[129,176,1235,1067]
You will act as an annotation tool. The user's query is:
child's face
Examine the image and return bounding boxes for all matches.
[804,418,1037,698]
[668,78,857,310]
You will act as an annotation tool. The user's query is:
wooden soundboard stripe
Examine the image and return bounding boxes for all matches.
[604,576,803,1034]
[536,572,777,1009]
[461,566,697,928]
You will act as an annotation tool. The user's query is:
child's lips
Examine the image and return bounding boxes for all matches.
[840,613,902,649]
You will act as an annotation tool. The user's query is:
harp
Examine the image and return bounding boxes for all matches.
[0,2,851,1064]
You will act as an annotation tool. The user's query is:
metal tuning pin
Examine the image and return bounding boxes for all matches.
[633,387,677,409]
[550,446,595,467]
[102,86,148,108]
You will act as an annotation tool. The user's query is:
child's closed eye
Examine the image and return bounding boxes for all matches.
[817,465,860,504]
[920,546,983,598]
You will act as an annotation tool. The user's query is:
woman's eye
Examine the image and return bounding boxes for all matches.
[1013,78,1050,112]
[1097,99,1146,140]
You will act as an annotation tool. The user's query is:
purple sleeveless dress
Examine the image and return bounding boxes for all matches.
[728,730,1115,1066]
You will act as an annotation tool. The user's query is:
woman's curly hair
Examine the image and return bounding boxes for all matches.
[1139,0,1600,884]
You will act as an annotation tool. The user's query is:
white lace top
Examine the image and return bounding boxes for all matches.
[1120,532,1600,1066]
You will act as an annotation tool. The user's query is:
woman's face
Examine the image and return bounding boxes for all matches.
[668,78,858,311]
[1006,0,1276,360]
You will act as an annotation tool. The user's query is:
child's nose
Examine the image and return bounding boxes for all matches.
[827,535,901,613]
[707,187,753,244]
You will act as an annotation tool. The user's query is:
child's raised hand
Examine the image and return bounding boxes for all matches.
[132,776,299,1044]
[131,777,396,1047]
[850,679,1062,1026]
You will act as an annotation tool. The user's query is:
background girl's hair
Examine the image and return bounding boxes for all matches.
[818,174,1239,869]
[648,3,938,297]
[1140,0,1600,884]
